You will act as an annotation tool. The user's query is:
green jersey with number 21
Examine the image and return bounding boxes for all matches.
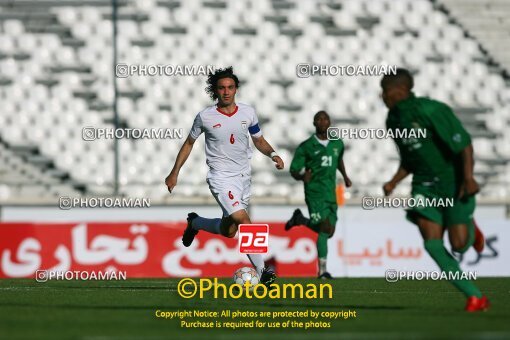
[290,135,345,202]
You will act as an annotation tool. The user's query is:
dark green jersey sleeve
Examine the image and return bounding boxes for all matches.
[426,103,472,154]
[290,143,306,174]
[397,144,412,172]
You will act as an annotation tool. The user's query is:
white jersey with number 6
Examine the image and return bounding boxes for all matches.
[189,102,262,179]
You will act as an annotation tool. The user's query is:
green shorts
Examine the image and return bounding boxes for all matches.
[406,184,476,228]
[305,198,338,231]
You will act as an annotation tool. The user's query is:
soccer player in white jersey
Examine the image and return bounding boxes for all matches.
[165,67,284,287]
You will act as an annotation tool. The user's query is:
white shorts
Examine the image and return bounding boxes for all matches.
[207,174,251,217]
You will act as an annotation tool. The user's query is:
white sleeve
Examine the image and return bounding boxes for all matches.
[248,109,262,138]
[189,113,203,139]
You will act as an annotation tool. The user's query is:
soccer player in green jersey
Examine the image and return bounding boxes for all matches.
[285,111,352,279]
[381,68,489,312]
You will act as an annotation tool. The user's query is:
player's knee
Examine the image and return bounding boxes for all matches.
[449,226,470,253]
[451,238,469,253]
[319,222,333,235]
[220,219,236,238]
[230,210,251,226]
[225,223,237,238]
[221,229,236,238]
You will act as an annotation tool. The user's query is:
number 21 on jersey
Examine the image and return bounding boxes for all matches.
[321,155,332,167]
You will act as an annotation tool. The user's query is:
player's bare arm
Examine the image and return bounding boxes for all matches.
[165,135,196,193]
[458,144,479,198]
[291,169,312,183]
[383,164,409,196]
[337,159,352,187]
[251,135,284,170]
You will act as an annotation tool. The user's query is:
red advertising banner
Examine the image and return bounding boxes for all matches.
[0,222,318,278]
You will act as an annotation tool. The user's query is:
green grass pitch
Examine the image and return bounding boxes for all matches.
[1,278,509,339]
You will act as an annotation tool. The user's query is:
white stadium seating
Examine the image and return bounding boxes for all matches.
[0,0,509,203]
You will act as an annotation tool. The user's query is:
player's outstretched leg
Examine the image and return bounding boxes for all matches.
[317,221,333,279]
[181,212,222,247]
[418,217,489,311]
[225,209,276,285]
[425,238,489,311]
[448,222,490,312]
[285,210,332,278]
[246,253,265,278]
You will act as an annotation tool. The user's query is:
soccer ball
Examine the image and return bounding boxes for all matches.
[233,267,259,288]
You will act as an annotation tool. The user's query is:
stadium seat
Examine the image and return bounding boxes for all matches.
[0,0,508,203]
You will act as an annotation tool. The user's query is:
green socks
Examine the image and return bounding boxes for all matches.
[317,232,329,258]
[424,239,482,298]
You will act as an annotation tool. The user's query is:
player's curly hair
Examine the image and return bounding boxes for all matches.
[205,66,240,101]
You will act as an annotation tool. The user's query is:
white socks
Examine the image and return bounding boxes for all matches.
[191,215,264,277]
[319,258,327,275]
[247,254,264,278]
[191,216,222,234]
